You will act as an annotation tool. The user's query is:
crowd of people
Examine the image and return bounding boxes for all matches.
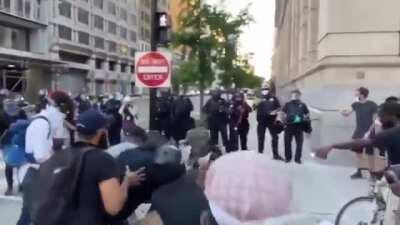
[1,84,400,225]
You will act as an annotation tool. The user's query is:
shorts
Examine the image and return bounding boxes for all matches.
[352,138,386,157]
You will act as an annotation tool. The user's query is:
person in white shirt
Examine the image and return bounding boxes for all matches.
[17,91,74,225]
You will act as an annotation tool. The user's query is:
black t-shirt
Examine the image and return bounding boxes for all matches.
[372,126,400,165]
[72,149,121,225]
[150,174,211,225]
[351,100,378,138]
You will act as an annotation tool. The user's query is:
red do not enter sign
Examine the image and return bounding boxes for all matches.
[135,52,171,88]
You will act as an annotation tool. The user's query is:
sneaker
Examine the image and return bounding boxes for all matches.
[350,170,363,179]
[295,159,302,164]
[273,155,284,161]
[4,188,13,196]
[285,159,291,163]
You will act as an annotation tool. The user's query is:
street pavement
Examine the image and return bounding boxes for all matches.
[0,96,370,224]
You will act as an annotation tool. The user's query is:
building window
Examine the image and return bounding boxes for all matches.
[77,8,89,25]
[130,48,136,57]
[108,21,117,35]
[0,24,29,51]
[78,31,90,45]
[95,58,103,69]
[129,31,137,42]
[129,14,137,26]
[108,1,116,15]
[120,45,128,56]
[94,36,105,49]
[140,26,145,39]
[120,27,127,39]
[109,61,116,71]
[145,29,150,40]
[108,41,116,52]
[0,0,11,12]
[58,25,72,41]
[15,0,23,16]
[94,0,103,9]
[121,64,127,73]
[81,0,89,2]
[119,8,127,21]
[24,0,31,18]
[59,0,72,18]
[94,15,104,30]
[130,65,135,73]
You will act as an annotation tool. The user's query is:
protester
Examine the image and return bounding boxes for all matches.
[203,90,229,148]
[33,109,146,225]
[110,144,186,225]
[0,98,27,195]
[104,96,123,146]
[315,102,400,166]
[228,92,252,152]
[340,87,378,179]
[171,94,194,142]
[119,96,138,134]
[35,89,48,113]
[75,93,91,114]
[107,124,148,158]
[154,90,173,139]
[16,91,74,225]
[281,90,310,164]
[204,152,293,225]
[255,87,283,159]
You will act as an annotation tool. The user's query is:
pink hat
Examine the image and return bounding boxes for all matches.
[205,152,293,224]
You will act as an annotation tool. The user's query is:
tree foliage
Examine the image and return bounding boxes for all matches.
[173,0,263,108]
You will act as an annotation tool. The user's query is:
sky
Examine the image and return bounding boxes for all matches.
[207,0,276,79]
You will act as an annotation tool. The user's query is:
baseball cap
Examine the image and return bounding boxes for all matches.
[76,109,108,136]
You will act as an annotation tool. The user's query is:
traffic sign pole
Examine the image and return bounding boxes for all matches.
[149,0,158,130]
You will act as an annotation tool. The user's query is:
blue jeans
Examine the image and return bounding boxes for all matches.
[17,168,37,225]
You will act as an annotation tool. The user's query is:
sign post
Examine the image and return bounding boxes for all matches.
[135,52,171,88]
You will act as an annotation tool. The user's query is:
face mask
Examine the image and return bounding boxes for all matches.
[291,94,299,100]
[261,90,269,96]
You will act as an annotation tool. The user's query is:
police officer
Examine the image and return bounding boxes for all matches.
[171,94,194,142]
[229,92,252,152]
[255,88,283,160]
[154,90,173,139]
[282,90,310,164]
[203,90,229,148]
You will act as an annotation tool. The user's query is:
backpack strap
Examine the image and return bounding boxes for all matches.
[31,116,51,139]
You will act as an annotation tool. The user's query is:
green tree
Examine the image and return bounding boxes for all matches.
[173,0,255,116]
[173,0,218,117]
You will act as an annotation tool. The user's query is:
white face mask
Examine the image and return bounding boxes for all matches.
[291,94,299,100]
[261,90,269,96]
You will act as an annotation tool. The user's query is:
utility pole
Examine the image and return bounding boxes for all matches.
[149,0,158,130]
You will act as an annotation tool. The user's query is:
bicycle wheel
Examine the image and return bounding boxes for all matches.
[335,196,384,225]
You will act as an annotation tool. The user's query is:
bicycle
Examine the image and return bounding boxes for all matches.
[335,178,387,225]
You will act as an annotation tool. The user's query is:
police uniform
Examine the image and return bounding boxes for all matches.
[203,97,229,147]
[229,100,252,152]
[282,100,310,163]
[256,95,282,158]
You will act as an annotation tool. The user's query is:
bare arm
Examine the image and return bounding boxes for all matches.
[99,167,146,216]
[314,139,373,159]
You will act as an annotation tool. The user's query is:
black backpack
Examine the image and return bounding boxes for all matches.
[31,146,94,225]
